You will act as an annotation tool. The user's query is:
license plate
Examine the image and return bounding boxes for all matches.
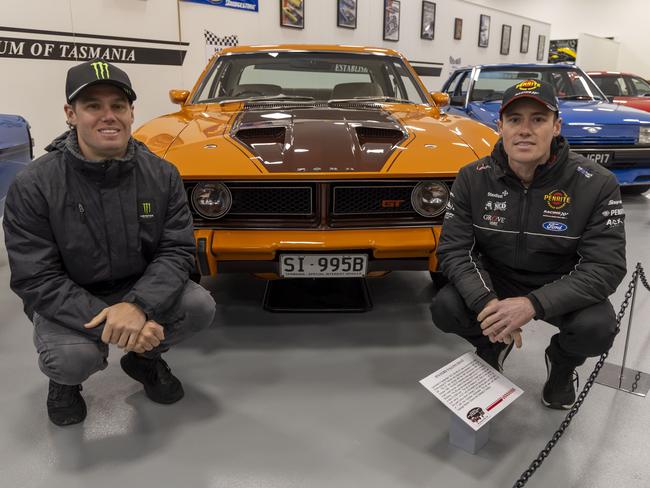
[280,254,368,278]
[584,152,612,165]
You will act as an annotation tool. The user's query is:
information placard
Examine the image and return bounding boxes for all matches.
[420,352,523,431]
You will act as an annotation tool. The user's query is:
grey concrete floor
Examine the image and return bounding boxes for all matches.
[1,192,649,488]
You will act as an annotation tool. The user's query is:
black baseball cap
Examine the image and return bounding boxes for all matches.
[499,79,558,116]
[65,60,137,103]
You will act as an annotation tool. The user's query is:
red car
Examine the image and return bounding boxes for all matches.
[587,71,650,113]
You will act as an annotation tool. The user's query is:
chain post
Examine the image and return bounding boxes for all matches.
[512,264,643,487]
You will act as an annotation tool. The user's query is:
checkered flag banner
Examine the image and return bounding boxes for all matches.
[204,30,238,60]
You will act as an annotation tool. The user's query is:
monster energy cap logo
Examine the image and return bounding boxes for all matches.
[91,61,110,79]
[65,59,137,103]
[139,200,155,220]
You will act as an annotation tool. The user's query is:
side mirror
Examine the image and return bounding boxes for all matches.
[169,89,190,105]
[430,92,450,108]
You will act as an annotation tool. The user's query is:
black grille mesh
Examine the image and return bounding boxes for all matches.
[229,186,312,214]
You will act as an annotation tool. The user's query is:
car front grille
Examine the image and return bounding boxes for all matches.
[186,180,451,229]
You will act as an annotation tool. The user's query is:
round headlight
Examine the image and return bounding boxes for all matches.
[191,182,232,219]
[411,181,449,217]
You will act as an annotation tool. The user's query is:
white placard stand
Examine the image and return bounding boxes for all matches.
[420,352,524,454]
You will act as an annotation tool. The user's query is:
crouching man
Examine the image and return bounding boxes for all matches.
[3,60,216,425]
[430,79,626,409]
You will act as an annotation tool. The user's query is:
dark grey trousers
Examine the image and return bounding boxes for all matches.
[33,281,216,385]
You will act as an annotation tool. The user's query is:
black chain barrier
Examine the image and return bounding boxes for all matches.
[512,262,647,488]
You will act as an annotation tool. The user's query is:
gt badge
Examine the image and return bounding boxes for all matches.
[544,190,571,210]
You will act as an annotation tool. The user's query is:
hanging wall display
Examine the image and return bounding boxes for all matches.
[454,18,463,40]
[478,14,490,48]
[337,0,357,29]
[280,0,304,29]
[537,34,546,61]
[520,25,530,53]
[420,1,435,40]
[500,24,511,55]
[383,0,400,42]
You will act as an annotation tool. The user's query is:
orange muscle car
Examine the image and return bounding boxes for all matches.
[135,45,498,283]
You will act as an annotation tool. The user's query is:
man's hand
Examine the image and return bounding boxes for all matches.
[84,302,147,346]
[478,297,535,346]
[128,320,165,354]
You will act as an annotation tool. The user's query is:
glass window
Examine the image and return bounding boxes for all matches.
[592,76,629,96]
[629,76,650,96]
[193,52,428,104]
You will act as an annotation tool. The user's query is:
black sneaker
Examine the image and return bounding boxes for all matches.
[542,352,579,410]
[120,352,184,404]
[47,380,87,426]
[476,340,514,373]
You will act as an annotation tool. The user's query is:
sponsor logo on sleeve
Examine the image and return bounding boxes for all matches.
[607,199,622,206]
[602,208,625,217]
[606,218,624,227]
[543,221,568,232]
[576,166,593,179]
[476,162,490,171]
[544,189,571,209]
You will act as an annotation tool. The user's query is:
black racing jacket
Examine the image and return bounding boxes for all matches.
[438,136,626,320]
[3,130,196,336]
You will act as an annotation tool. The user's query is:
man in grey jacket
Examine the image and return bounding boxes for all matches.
[430,79,626,409]
[3,60,216,426]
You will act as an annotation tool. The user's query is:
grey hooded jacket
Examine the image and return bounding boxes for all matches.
[3,130,196,336]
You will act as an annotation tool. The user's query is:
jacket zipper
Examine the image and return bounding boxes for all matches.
[515,186,529,268]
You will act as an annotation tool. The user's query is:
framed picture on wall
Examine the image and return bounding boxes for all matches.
[500,24,511,55]
[280,0,304,29]
[420,1,435,40]
[478,14,490,48]
[520,24,530,53]
[454,17,463,40]
[337,0,357,29]
[537,34,546,61]
[383,0,400,42]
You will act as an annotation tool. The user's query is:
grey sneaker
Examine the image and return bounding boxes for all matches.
[542,352,579,410]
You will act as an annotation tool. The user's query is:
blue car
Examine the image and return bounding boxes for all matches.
[1,114,33,216]
[442,64,650,193]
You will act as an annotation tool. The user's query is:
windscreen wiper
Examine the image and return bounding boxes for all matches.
[557,95,599,101]
[218,95,315,105]
[329,96,415,104]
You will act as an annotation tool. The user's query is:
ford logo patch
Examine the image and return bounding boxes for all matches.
[543,221,567,232]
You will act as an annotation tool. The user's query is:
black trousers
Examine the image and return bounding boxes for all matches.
[430,275,618,368]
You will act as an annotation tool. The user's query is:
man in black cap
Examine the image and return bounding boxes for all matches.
[3,60,216,425]
[430,79,626,409]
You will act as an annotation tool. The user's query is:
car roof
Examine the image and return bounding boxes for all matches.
[455,63,576,70]
[219,44,403,57]
[586,71,639,77]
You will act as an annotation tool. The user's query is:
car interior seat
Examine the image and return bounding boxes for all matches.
[331,82,383,99]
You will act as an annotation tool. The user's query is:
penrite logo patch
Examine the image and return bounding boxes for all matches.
[138,200,155,220]
[544,189,571,210]
[543,221,568,232]
[515,80,541,91]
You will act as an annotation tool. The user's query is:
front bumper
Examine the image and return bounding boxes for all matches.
[194,227,441,276]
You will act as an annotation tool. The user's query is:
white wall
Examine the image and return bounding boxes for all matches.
[575,34,619,72]
[1,0,549,156]
[470,0,650,78]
